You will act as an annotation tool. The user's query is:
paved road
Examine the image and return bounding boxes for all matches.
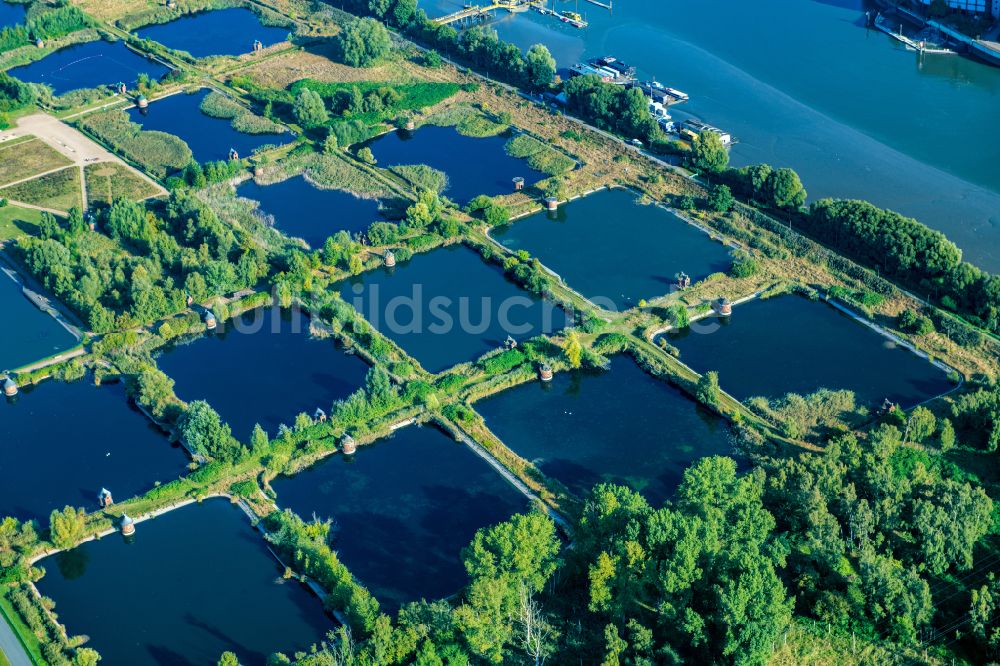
[0,611,32,666]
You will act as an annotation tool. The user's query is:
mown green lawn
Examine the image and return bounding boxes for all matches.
[0,203,46,241]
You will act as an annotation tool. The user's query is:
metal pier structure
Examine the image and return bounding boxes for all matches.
[432,1,529,26]
[873,13,955,55]
[432,0,606,29]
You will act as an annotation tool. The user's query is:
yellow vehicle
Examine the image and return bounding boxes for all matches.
[679,128,699,142]
[561,10,583,21]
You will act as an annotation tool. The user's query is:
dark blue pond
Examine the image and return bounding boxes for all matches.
[134,7,289,58]
[340,244,569,373]
[0,271,77,371]
[7,40,170,96]
[0,379,188,522]
[270,424,528,610]
[476,354,733,505]
[156,306,369,440]
[362,126,548,204]
[36,499,333,666]
[0,1,24,30]
[128,88,291,162]
[493,188,734,310]
[666,294,953,407]
[237,176,383,248]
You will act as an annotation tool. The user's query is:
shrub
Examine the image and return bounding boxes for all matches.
[859,291,884,309]
[593,332,629,354]
[0,71,34,114]
[357,146,376,164]
[337,17,392,67]
[28,5,90,40]
[481,203,510,227]
[367,221,399,245]
[748,389,860,440]
[422,50,442,67]
[897,309,935,336]
[696,371,720,406]
[707,183,734,212]
[730,253,759,278]
[443,403,475,423]
[480,349,526,375]
[670,303,690,329]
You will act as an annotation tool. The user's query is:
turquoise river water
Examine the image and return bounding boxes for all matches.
[420,0,1000,271]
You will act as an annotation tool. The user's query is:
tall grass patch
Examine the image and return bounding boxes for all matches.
[79,109,192,178]
[201,90,287,135]
[0,166,82,211]
[0,137,72,187]
[424,103,508,137]
[505,134,575,175]
[390,164,447,193]
[85,162,161,205]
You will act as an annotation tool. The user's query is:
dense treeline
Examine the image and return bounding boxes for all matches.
[265,509,382,633]
[172,157,245,190]
[290,80,460,126]
[0,71,34,122]
[25,5,89,40]
[0,72,30,128]
[719,163,1000,334]
[805,198,999,333]
[763,425,991,645]
[0,4,90,54]
[14,195,270,332]
[232,74,463,148]
[563,74,660,143]
[950,384,1000,451]
[331,0,557,93]
[272,419,998,665]
[6,583,83,664]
